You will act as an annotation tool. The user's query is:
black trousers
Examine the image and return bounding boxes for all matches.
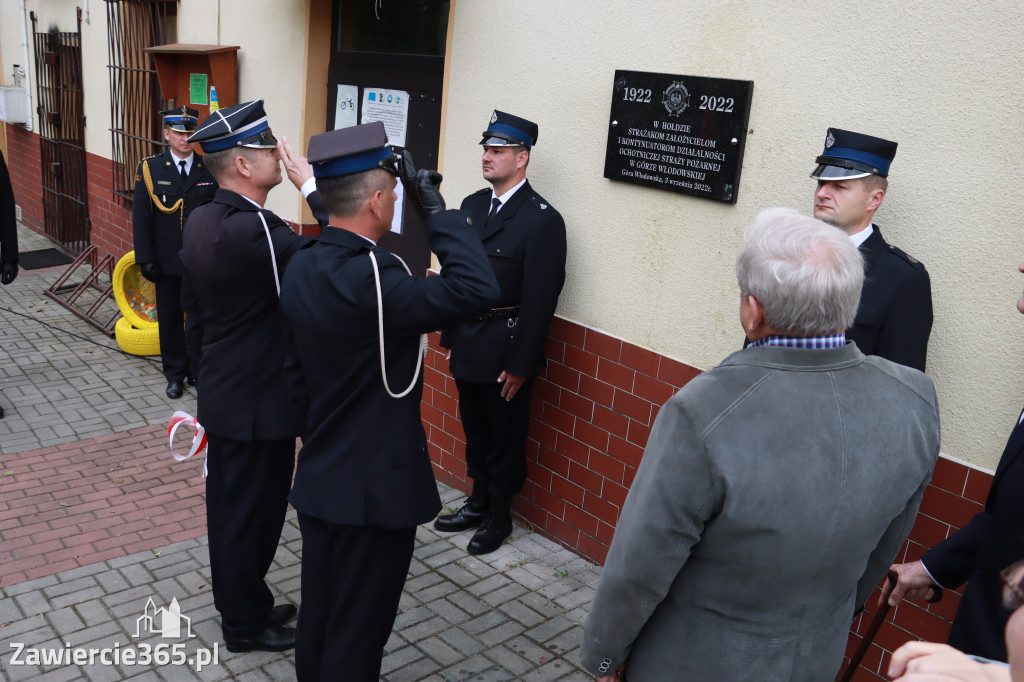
[295,514,415,682]
[154,274,188,381]
[205,433,294,639]
[455,376,535,498]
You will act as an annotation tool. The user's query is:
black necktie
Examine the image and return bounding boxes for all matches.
[179,160,187,180]
[486,197,501,223]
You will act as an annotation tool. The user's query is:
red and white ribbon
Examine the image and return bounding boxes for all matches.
[168,410,208,478]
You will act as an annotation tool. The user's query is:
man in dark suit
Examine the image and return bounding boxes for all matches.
[887,261,1024,661]
[180,100,315,654]
[0,149,18,420]
[133,106,217,398]
[435,110,567,555]
[279,123,498,680]
[811,128,932,372]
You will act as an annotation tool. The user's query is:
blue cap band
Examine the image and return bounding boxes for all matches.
[199,119,272,152]
[485,122,534,148]
[313,145,395,178]
[821,146,891,176]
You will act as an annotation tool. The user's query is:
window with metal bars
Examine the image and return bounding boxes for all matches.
[105,0,176,206]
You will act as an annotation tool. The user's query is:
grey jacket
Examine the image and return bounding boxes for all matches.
[580,343,940,681]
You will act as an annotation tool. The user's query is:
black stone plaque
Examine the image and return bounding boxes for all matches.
[604,70,753,203]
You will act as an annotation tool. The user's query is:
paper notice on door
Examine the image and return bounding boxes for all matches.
[334,84,358,130]
[361,88,409,147]
[361,87,410,233]
[391,182,406,234]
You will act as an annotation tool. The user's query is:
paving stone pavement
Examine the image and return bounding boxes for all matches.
[0,224,601,680]
[0,224,198,455]
[0,495,599,681]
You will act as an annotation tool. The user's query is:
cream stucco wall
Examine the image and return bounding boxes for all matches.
[0,1,310,221]
[0,1,99,142]
[178,0,310,222]
[442,1,1024,470]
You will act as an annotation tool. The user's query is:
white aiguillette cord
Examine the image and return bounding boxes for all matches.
[257,211,281,296]
[369,250,427,398]
[255,211,421,398]
[166,211,276,479]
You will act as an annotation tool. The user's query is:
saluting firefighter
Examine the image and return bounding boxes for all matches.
[180,100,319,654]
[132,106,217,399]
[436,110,567,555]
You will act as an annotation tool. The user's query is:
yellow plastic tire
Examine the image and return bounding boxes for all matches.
[113,250,159,330]
[115,316,161,356]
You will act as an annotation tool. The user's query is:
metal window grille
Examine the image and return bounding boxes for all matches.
[31,9,90,254]
[105,0,175,206]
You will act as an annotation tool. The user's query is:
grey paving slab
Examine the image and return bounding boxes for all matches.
[0,224,197,456]
[0,499,600,681]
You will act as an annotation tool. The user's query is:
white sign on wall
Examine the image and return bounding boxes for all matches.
[362,87,411,234]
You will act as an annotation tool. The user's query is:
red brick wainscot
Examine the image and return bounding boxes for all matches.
[422,316,701,564]
[842,457,990,680]
[421,315,994,681]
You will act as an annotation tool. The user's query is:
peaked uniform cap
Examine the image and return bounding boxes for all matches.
[187,100,278,153]
[480,110,539,148]
[161,106,199,132]
[308,121,398,179]
[811,128,898,180]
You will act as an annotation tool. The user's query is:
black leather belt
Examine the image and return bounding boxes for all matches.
[477,306,520,322]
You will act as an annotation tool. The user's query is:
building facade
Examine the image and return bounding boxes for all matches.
[2,2,1023,678]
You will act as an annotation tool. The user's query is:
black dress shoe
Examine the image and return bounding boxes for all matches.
[467,515,513,555]
[434,499,488,532]
[224,623,296,653]
[166,380,184,399]
[268,603,297,626]
[186,376,197,387]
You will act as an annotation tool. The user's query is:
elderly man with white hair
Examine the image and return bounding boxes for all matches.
[580,208,941,682]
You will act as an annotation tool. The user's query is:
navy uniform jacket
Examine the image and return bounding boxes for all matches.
[180,188,314,440]
[281,210,499,528]
[441,181,566,382]
[923,413,1024,661]
[133,151,217,275]
[0,150,17,265]
[849,226,932,372]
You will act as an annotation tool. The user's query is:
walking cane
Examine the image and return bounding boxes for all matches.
[838,570,943,682]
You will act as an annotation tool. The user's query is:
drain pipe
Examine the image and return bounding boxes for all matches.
[18,0,32,131]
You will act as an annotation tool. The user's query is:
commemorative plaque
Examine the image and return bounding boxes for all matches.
[604,70,753,203]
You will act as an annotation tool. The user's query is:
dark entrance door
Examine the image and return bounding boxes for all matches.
[327,0,449,277]
[31,8,90,255]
